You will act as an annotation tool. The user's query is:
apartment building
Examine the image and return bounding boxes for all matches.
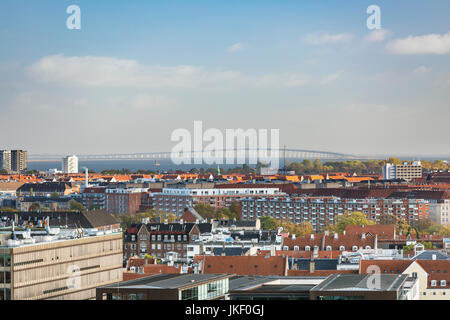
[62,155,78,174]
[105,188,146,214]
[153,186,282,215]
[82,187,107,210]
[0,151,11,171]
[240,196,429,232]
[124,222,210,260]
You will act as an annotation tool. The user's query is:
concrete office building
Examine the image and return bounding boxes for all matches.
[0,211,123,300]
[382,162,422,181]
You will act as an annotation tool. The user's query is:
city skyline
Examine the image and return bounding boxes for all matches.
[1,0,450,156]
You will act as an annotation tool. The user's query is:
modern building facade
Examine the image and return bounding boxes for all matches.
[0,150,27,173]
[0,151,11,171]
[240,196,429,232]
[0,231,123,300]
[383,162,422,181]
[105,188,145,214]
[62,155,78,174]
[96,273,231,300]
[153,186,282,215]
[11,150,27,173]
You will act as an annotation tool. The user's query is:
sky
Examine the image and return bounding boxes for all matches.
[0,0,449,157]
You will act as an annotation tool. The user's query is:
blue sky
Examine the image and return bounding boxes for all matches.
[1,0,450,157]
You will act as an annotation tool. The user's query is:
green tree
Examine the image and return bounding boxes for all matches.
[327,211,375,234]
[50,192,59,198]
[69,200,85,211]
[194,204,217,220]
[260,216,281,231]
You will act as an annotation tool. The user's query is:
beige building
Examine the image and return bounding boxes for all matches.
[0,231,123,300]
[403,260,449,300]
[383,162,422,182]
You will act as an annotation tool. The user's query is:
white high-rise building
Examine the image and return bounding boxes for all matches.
[62,155,78,173]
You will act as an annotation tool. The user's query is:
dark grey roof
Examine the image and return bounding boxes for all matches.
[146,223,196,234]
[311,274,408,292]
[22,196,72,203]
[17,182,73,193]
[290,259,339,271]
[197,223,212,234]
[212,247,250,256]
[413,250,449,260]
[102,273,230,289]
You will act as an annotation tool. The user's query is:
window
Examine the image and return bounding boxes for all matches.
[339,246,345,251]
[431,280,437,287]
[305,246,311,251]
[326,246,332,251]
[293,246,299,251]
[441,280,446,287]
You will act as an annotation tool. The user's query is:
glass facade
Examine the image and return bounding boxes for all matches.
[180,278,229,300]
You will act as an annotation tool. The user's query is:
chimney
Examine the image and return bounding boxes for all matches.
[292,234,296,240]
[334,233,338,239]
[343,230,346,235]
[309,260,315,273]
[361,233,366,239]
[324,230,329,236]
[310,234,315,240]
[432,254,436,260]
[164,219,168,224]
[180,219,183,224]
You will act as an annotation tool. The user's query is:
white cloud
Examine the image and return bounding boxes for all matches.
[386,32,450,54]
[413,66,432,74]
[130,93,172,110]
[365,29,391,42]
[254,73,309,87]
[227,42,246,53]
[320,72,342,85]
[302,32,354,45]
[28,54,244,88]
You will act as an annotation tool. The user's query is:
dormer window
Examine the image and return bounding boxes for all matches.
[339,246,345,251]
[326,246,332,251]
[431,280,437,287]
[283,246,289,251]
[352,245,358,251]
[305,246,311,251]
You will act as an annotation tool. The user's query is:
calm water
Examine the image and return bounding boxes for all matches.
[27,160,250,172]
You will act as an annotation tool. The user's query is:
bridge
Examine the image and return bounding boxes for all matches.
[29,148,366,162]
